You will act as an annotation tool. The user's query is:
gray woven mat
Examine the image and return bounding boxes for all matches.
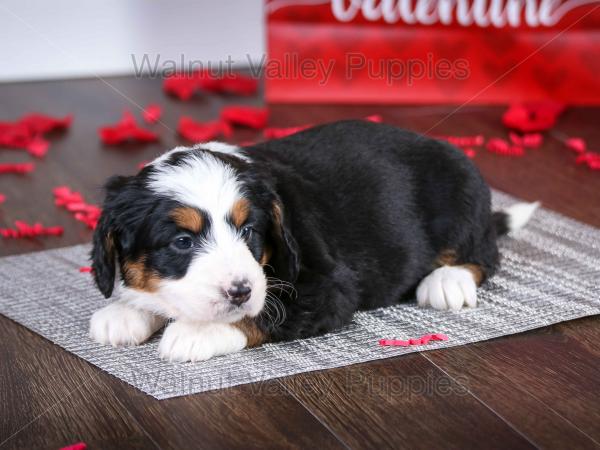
[1,191,599,399]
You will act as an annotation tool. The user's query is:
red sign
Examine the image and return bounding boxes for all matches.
[265,0,600,104]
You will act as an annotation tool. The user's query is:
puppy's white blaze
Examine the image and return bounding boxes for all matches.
[504,201,540,232]
[149,152,242,218]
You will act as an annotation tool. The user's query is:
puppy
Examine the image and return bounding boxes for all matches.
[89,120,538,362]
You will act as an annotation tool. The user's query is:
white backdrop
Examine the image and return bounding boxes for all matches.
[0,0,264,82]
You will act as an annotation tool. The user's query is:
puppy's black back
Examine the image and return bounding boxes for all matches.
[248,121,497,339]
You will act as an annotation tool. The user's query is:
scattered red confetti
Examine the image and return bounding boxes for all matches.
[0,162,35,174]
[0,113,72,158]
[178,117,232,142]
[379,333,449,347]
[59,443,87,450]
[463,148,476,159]
[565,137,586,153]
[0,221,63,239]
[79,266,93,273]
[0,194,5,204]
[435,135,485,147]
[53,186,101,229]
[264,125,311,139]
[163,71,258,100]
[142,104,162,124]
[99,111,159,145]
[486,137,524,157]
[221,106,269,129]
[502,102,565,133]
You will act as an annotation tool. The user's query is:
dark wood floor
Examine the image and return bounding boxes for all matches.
[1,77,599,450]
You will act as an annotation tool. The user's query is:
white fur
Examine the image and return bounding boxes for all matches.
[158,321,247,362]
[504,201,540,232]
[89,301,165,346]
[417,266,477,311]
[149,150,242,215]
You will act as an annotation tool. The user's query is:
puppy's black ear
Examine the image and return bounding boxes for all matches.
[91,175,130,298]
[91,213,116,298]
[269,201,299,282]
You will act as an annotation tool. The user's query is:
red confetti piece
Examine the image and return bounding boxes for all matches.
[509,132,543,149]
[163,71,258,100]
[137,160,150,169]
[576,152,600,170]
[99,111,159,145]
[565,137,587,153]
[379,333,448,347]
[27,136,50,157]
[487,137,524,157]
[59,443,87,450]
[0,113,72,158]
[0,221,63,239]
[522,133,543,148]
[0,193,5,204]
[0,162,35,174]
[221,106,269,129]
[434,135,485,147]
[263,125,311,139]
[79,266,93,273]
[502,102,565,133]
[163,73,198,100]
[364,114,383,123]
[142,104,162,124]
[211,73,258,96]
[19,113,72,134]
[463,148,476,159]
[53,186,101,229]
[178,117,231,142]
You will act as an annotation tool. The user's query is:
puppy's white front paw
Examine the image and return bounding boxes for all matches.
[90,302,164,347]
[158,322,247,362]
[417,266,477,311]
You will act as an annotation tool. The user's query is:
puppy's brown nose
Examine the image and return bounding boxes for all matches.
[226,280,251,306]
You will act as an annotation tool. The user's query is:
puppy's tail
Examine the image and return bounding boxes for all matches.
[493,201,540,236]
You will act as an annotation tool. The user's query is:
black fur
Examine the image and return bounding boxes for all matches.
[245,120,501,341]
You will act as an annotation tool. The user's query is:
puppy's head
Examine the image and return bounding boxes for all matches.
[91,143,298,323]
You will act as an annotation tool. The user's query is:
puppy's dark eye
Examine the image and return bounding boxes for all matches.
[172,236,193,250]
[241,226,254,240]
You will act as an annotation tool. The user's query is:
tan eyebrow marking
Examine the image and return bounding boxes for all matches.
[170,207,203,233]
[231,198,250,228]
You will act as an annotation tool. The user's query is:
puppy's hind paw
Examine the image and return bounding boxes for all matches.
[416,266,477,311]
